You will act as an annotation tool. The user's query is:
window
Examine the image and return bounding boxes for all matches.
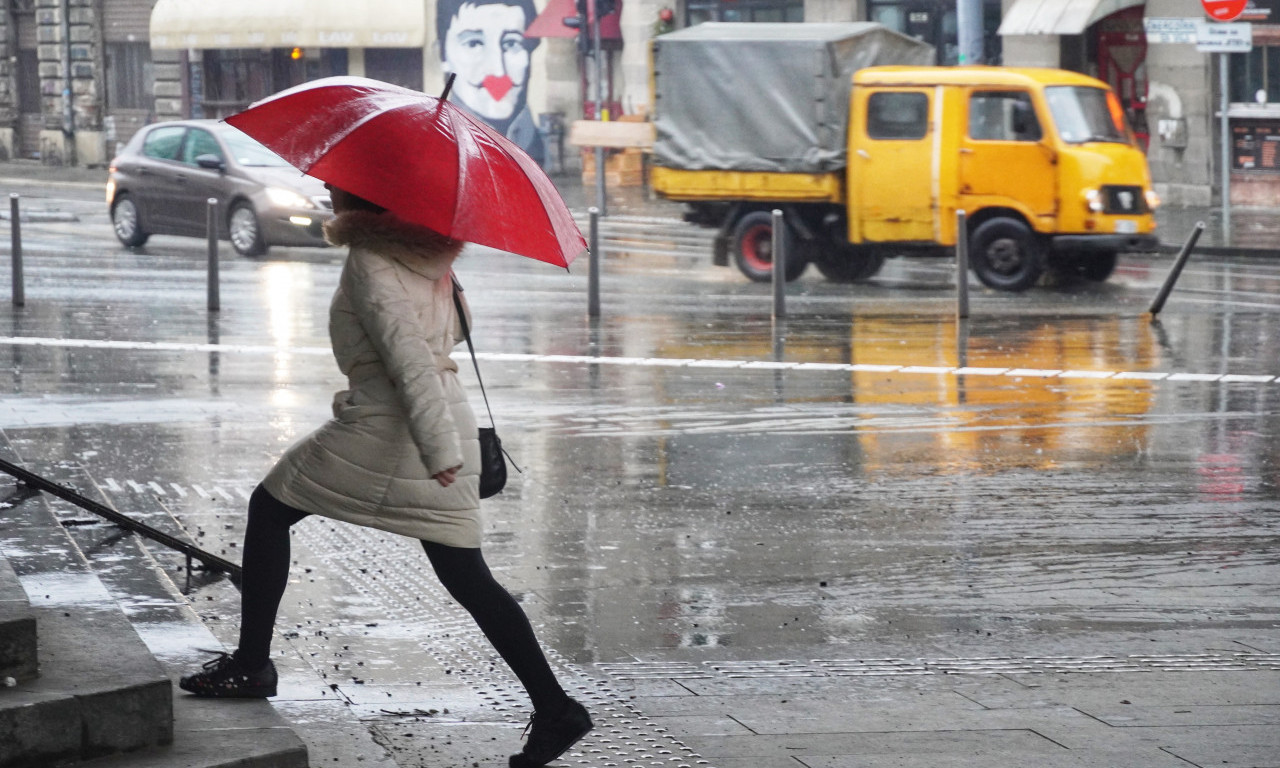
[142,126,186,160]
[968,91,1041,142]
[684,0,802,26]
[1229,45,1280,104]
[867,92,929,140]
[105,42,153,111]
[181,128,223,165]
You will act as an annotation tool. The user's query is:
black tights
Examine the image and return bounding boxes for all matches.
[235,485,567,711]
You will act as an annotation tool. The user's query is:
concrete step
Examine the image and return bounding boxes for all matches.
[0,496,173,767]
[0,553,37,684]
[1,463,309,768]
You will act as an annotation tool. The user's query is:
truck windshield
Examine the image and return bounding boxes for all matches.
[1044,86,1131,146]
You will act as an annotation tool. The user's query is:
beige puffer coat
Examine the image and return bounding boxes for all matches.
[261,210,482,547]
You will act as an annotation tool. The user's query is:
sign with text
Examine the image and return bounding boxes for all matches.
[1232,120,1280,173]
[1196,21,1253,52]
[1144,17,1199,43]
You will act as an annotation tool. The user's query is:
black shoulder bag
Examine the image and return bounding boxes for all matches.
[451,278,517,498]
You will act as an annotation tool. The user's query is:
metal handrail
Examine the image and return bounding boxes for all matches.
[0,457,242,585]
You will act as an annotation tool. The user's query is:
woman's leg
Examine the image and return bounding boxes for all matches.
[421,541,568,712]
[235,484,310,669]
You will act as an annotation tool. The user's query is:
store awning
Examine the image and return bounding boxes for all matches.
[998,0,1144,36]
[524,0,622,40]
[150,0,426,50]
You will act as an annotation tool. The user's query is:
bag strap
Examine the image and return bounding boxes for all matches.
[451,275,496,430]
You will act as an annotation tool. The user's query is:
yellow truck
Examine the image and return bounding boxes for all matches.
[650,23,1160,291]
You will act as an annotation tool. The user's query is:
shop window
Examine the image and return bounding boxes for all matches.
[106,42,153,111]
[868,0,1003,65]
[1229,45,1280,104]
[867,92,929,140]
[684,0,802,26]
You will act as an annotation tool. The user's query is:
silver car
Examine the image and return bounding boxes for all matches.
[107,119,332,256]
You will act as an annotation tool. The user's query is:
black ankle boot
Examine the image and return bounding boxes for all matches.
[510,698,593,766]
[179,651,278,698]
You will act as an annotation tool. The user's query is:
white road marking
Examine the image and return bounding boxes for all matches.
[0,336,1274,384]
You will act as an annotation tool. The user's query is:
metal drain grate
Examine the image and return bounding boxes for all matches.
[598,653,1280,680]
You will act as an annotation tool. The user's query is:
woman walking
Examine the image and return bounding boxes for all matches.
[179,184,591,767]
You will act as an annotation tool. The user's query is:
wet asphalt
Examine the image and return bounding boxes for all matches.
[0,163,1277,767]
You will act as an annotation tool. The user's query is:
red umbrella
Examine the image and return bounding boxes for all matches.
[224,76,585,268]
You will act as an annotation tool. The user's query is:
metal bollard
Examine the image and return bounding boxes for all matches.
[771,209,786,320]
[1147,222,1205,317]
[587,207,600,319]
[9,194,23,307]
[955,209,969,320]
[206,198,220,312]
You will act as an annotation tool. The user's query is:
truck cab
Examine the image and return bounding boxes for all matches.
[848,66,1159,290]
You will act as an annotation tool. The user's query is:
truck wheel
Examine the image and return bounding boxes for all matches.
[969,218,1045,292]
[732,210,807,283]
[814,245,884,283]
[1052,251,1118,282]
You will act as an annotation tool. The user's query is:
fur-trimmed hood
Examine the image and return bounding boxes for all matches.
[324,210,463,281]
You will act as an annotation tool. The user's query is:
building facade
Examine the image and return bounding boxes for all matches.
[0,0,1275,207]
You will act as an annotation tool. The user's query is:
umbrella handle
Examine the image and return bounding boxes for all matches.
[440,73,456,103]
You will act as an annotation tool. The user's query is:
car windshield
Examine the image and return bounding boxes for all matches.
[220,129,294,167]
[1044,86,1131,145]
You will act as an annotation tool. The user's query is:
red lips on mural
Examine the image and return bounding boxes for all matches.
[482,75,513,101]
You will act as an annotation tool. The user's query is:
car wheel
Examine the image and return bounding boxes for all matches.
[969,218,1045,292]
[1052,251,1118,282]
[111,194,149,248]
[814,244,884,283]
[229,202,267,257]
[731,210,807,283]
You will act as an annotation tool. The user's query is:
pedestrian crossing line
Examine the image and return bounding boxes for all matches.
[1,335,1276,385]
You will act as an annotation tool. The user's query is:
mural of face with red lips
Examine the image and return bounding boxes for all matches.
[442,2,531,123]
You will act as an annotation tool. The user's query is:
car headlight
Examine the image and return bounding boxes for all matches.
[265,187,315,209]
[1145,189,1161,210]
[1083,188,1105,213]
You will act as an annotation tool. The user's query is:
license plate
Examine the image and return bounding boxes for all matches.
[1114,219,1137,234]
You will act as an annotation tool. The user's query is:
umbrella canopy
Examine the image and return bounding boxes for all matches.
[225,76,585,268]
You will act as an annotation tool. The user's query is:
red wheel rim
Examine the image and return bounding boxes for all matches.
[740,224,773,273]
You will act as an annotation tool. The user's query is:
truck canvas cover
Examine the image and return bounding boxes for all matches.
[652,23,934,173]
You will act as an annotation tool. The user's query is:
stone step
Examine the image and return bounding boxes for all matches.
[0,554,37,684]
[0,498,173,767]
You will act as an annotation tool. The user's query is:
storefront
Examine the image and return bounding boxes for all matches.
[1226,3,1280,205]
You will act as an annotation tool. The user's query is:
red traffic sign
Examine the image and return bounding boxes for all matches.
[1203,0,1249,21]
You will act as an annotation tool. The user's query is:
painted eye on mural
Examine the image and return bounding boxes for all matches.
[457,30,485,50]
[500,32,525,53]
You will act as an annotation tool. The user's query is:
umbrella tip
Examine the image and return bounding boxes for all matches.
[440,73,456,103]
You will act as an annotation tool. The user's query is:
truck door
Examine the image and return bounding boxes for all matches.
[849,88,937,244]
[959,89,1057,222]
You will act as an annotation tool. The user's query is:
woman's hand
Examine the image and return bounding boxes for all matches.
[433,465,462,487]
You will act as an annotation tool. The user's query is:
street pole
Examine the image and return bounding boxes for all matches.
[771,209,786,321]
[206,198,220,312]
[956,0,984,64]
[10,194,23,307]
[591,0,606,216]
[588,207,600,318]
[1220,52,1231,242]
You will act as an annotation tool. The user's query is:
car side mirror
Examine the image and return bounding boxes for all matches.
[195,154,226,172]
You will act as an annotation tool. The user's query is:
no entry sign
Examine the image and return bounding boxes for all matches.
[1203,0,1248,20]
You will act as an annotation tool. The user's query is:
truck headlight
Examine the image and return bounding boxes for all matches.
[1083,188,1105,213]
[265,187,314,209]
[1145,189,1161,210]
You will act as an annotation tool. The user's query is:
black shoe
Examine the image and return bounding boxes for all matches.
[510,698,593,767]
[179,650,278,698]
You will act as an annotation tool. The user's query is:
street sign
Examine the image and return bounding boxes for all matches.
[1144,17,1199,44]
[1203,0,1249,21]
[1197,21,1253,52]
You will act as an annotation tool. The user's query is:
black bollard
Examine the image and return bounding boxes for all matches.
[1148,222,1205,317]
[206,198,220,312]
[771,209,786,321]
[588,207,600,319]
[955,209,969,320]
[10,193,23,307]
